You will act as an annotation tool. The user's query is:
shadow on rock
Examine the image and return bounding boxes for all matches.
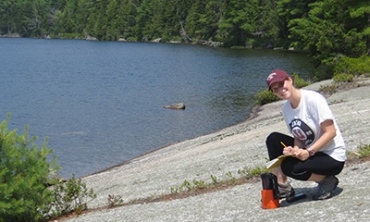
[279,187,343,207]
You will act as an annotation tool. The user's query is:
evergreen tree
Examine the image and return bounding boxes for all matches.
[345,0,370,55]
[0,116,58,221]
[202,0,224,41]
[289,0,369,63]
[218,0,249,46]
[277,0,314,39]
[0,0,21,35]
[184,0,207,39]
[256,0,280,47]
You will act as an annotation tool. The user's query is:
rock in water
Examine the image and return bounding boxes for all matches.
[164,103,186,110]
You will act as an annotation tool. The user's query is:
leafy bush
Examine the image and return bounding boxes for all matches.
[334,54,370,76]
[126,37,137,42]
[50,174,97,217]
[333,73,354,83]
[312,63,336,81]
[0,114,58,222]
[0,115,96,221]
[54,33,84,39]
[292,73,310,88]
[244,39,255,48]
[254,89,280,105]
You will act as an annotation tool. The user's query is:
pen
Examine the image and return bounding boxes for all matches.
[280,142,287,148]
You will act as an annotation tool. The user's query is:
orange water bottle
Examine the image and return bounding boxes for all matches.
[260,173,280,209]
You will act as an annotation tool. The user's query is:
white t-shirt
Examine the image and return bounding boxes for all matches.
[282,89,346,162]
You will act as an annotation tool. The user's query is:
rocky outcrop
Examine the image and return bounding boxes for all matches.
[152,38,162,43]
[169,40,181,44]
[197,39,223,47]
[85,34,97,41]
[0,32,21,38]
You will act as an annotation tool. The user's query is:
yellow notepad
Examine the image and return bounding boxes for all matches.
[266,154,292,170]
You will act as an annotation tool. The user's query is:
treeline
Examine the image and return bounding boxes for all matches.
[1,0,369,78]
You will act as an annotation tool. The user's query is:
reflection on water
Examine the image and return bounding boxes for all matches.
[0,38,313,178]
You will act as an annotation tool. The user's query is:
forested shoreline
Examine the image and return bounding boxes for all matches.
[1,0,370,79]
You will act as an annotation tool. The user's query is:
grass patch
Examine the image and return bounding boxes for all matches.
[169,166,269,196]
[347,144,370,159]
[170,169,254,194]
[358,144,370,158]
[238,166,269,179]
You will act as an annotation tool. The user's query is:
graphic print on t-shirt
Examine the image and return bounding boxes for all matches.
[289,117,315,146]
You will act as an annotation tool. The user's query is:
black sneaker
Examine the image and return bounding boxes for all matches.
[312,175,339,200]
[278,182,295,199]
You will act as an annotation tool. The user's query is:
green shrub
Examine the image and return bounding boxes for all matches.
[0,114,58,222]
[312,63,335,81]
[333,73,354,83]
[334,54,370,76]
[254,89,280,105]
[244,39,255,48]
[0,114,96,221]
[50,174,96,217]
[247,38,267,49]
[126,37,137,42]
[54,33,84,39]
[292,73,310,88]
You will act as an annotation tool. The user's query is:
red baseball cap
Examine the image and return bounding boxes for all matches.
[266,69,290,90]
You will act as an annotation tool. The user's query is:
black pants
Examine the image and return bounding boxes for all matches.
[265,132,345,181]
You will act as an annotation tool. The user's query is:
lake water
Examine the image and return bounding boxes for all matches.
[0,38,313,178]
